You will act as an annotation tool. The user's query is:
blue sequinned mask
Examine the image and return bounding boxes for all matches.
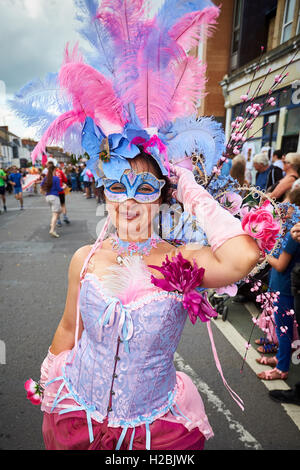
[103,170,166,203]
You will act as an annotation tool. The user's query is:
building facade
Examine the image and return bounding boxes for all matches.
[218,0,300,156]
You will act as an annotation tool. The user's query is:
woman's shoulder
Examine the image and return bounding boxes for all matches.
[68,244,94,277]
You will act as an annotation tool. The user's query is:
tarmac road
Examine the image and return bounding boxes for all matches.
[0,189,299,451]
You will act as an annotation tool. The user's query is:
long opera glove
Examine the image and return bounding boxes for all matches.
[170,164,246,251]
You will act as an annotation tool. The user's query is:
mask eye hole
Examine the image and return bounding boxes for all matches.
[109,183,126,193]
[137,183,155,194]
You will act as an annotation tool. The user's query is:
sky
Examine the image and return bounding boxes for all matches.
[0,0,81,138]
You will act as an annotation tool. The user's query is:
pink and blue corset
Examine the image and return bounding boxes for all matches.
[45,272,192,449]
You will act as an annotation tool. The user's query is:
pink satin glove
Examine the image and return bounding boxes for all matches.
[40,348,56,389]
[169,163,245,251]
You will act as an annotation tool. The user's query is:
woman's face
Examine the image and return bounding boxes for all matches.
[104,158,165,241]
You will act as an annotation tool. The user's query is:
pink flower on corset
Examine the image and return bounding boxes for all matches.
[148,252,217,323]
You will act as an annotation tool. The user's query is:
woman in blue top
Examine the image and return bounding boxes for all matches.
[40,162,63,238]
[257,191,300,380]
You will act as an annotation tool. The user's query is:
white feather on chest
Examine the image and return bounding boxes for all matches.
[100,255,158,304]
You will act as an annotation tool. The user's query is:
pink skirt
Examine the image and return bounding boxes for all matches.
[43,412,206,450]
[41,351,213,451]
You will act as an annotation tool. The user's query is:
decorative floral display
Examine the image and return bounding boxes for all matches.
[219,192,243,216]
[241,200,281,253]
[148,252,217,324]
[24,378,43,405]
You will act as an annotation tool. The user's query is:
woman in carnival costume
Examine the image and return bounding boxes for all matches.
[17,0,298,451]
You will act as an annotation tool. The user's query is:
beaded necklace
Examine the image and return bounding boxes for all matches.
[110,232,163,264]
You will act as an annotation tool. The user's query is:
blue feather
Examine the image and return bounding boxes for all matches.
[74,0,116,78]
[8,73,72,137]
[160,115,225,174]
[156,0,214,31]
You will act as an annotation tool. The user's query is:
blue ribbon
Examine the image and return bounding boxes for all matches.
[59,404,96,443]
[97,298,133,353]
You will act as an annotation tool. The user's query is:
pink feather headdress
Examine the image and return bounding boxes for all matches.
[10,0,223,179]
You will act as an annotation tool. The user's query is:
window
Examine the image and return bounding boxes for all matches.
[285,107,300,135]
[281,0,296,43]
[230,0,243,69]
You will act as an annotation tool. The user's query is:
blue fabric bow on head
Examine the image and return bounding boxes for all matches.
[81,117,141,186]
[81,116,169,187]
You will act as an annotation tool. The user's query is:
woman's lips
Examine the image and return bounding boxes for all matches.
[119,209,140,220]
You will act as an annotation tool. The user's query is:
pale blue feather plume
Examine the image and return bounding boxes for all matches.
[156,0,214,31]
[74,0,116,78]
[8,73,72,137]
[160,115,225,174]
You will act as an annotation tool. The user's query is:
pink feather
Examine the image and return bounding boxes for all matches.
[122,65,174,128]
[169,56,207,120]
[31,109,86,163]
[59,46,126,129]
[96,0,146,47]
[169,6,220,52]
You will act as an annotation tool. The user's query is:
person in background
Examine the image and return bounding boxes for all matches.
[0,166,7,212]
[81,163,93,198]
[40,162,63,238]
[256,187,300,381]
[271,149,284,171]
[70,167,78,192]
[268,221,300,405]
[230,154,248,187]
[9,166,24,210]
[253,153,283,192]
[55,162,70,226]
[267,153,300,202]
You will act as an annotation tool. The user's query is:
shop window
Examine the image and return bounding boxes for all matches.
[285,106,300,135]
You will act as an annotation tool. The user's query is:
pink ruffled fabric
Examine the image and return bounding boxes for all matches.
[43,412,206,451]
[41,350,214,449]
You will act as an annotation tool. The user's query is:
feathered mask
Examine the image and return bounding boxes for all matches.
[9,0,223,184]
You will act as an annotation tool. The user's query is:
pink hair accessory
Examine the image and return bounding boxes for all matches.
[131,135,170,176]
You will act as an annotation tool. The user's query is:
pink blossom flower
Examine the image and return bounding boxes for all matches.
[148,253,217,323]
[241,205,281,252]
[241,94,248,102]
[215,284,238,296]
[220,192,243,216]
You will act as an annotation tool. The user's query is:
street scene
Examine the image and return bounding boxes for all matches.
[0,188,299,450]
[0,0,300,453]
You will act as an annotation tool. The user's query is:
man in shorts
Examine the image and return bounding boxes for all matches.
[0,166,7,212]
[9,167,24,210]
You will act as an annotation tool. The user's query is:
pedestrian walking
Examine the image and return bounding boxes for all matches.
[55,163,70,226]
[9,166,24,210]
[0,166,7,212]
[40,162,63,238]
